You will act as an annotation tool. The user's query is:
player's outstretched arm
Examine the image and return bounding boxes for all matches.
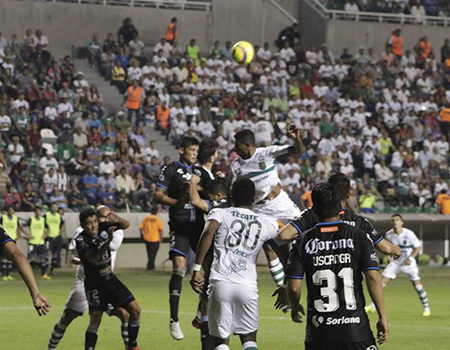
[154,186,180,207]
[2,241,51,316]
[190,219,220,294]
[376,239,401,259]
[287,279,304,323]
[189,174,210,212]
[365,270,388,344]
[278,223,298,243]
[287,124,305,155]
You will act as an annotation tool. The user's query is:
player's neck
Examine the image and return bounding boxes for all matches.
[201,162,213,171]
[394,227,402,234]
[319,215,341,223]
[178,157,191,167]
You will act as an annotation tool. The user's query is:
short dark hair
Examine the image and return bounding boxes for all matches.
[150,206,158,215]
[328,172,350,201]
[235,129,256,146]
[231,177,255,207]
[79,208,96,226]
[312,183,342,220]
[206,179,227,197]
[391,213,403,221]
[178,136,199,150]
[198,138,217,164]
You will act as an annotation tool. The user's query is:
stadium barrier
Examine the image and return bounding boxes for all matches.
[10,212,450,269]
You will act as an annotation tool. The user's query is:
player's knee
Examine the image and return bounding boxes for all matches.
[62,310,79,325]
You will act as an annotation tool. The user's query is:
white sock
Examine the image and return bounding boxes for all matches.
[243,341,258,350]
[215,345,229,350]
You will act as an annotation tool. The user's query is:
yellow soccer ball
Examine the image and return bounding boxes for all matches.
[232,41,255,65]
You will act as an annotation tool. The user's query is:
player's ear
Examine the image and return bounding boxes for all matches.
[179,147,184,155]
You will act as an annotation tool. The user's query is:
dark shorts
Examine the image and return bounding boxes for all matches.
[85,274,135,313]
[28,244,48,258]
[46,236,62,253]
[306,339,378,350]
[169,225,203,259]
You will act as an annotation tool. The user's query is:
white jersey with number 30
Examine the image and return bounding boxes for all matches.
[207,207,278,288]
[231,145,290,203]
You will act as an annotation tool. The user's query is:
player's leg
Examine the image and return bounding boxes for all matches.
[2,255,9,280]
[48,309,80,350]
[239,332,258,350]
[85,311,103,350]
[50,237,62,274]
[208,281,233,350]
[40,246,51,279]
[124,300,141,349]
[235,285,259,350]
[113,307,130,348]
[406,264,430,316]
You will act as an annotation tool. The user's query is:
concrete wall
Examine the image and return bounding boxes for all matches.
[299,0,327,50]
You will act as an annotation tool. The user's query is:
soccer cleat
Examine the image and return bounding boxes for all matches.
[170,319,184,340]
[422,309,431,317]
[2,276,9,281]
[365,305,376,313]
[42,274,52,280]
[7,275,14,281]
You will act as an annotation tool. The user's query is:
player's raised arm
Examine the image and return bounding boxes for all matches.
[189,174,210,213]
[365,270,388,344]
[287,123,305,155]
[190,218,220,294]
[2,241,51,316]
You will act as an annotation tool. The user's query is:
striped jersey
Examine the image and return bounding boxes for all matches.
[385,228,420,265]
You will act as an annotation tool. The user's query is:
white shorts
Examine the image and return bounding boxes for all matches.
[382,259,420,282]
[208,281,259,339]
[253,190,300,224]
[64,277,88,315]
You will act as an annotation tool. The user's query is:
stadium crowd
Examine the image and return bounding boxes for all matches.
[2,18,450,215]
[338,0,449,16]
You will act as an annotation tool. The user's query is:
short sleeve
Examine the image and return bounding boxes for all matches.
[139,219,145,229]
[158,218,163,230]
[207,208,222,223]
[156,165,172,190]
[289,208,316,235]
[354,214,383,245]
[286,241,304,280]
[0,228,14,252]
[266,145,290,161]
[410,231,421,248]
[359,233,379,272]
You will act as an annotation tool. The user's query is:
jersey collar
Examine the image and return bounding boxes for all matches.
[177,161,192,169]
[316,220,343,226]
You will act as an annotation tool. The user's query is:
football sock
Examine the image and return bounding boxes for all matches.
[51,253,60,272]
[201,316,214,350]
[2,257,8,276]
[41,257,49,276]
[48,321,67,349]
[169,268,185,322]
[85,324,98,350]
[269,258,284,286]
[242,341,258,350]
[128,322,140,347]
[121,322,129,346]
[6,261,12,276]
[414,284,430,309]
[215,345,229,350]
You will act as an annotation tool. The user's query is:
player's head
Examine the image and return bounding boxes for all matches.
[206,179,228,202]
[34,206,42,217]
[234,130,256,159]
[231,177,255,207]
[96,205,111,223]
[328,172,350,205]
[178,136,199,165]
[150,206,158,215]
[391,214,404,230]
[6,206,14,215]
[50,203,58,213]
[311,183,342,221]
[197,138,218,165]
[79,208,99,237]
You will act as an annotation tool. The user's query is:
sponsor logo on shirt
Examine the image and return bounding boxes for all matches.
[320,226,339,233]
[305,238,354,254]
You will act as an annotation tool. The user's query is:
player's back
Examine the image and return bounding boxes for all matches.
[289,221,379,343]
[208,207,278,288]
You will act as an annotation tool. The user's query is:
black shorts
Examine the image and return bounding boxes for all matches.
[169,225,203,259]
[28,244,48,258]
[46,236,62,253]
[85,274,135,313]
[305,339,378,350]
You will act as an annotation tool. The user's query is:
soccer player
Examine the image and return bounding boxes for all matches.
[0,205,23,280]
[45,203,66,275]
[366,214,431,317]
[0,225,51,315]
[47,206,130,350]
[76,209,141,350]
[22,206,51,280]
[231,127,304,287]
[191,177,280,350]
[154,136,203,340]
[286,183,388,350]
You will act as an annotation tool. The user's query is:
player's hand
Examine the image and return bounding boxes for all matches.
[190,271,204,294]
[290,303,304,323]
[271,286,288,310]
[376,318,389,344]
[392,245,401,259]
[106,211,119,223]
[287,123,301,141]
[405,258,412,265]
[191,174,201,185]
[33,293,51,316]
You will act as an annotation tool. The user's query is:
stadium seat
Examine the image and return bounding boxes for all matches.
[130,204,143,212]
[383,206,394,213]
[41,205,49,212]
[409,206,421,214]
[40,128,58,145]
[397,207,408,214]
[422,207,435,214]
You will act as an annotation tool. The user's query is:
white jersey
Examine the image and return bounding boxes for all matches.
[70,226,124,281]
[385,227,421,265]
[231,145,289,203]
[207,207,278,288]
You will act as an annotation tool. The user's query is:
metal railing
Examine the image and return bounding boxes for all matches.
[309,0,450,26]
[42,0,212,11]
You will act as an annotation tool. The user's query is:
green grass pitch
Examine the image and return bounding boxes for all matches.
[1,267,449,349]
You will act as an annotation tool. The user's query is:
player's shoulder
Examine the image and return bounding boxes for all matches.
[403,227,417,237]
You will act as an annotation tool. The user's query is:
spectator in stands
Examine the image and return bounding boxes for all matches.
[81,166,99,205]
[116,167,133,194]
[186,38,200,60]
[100,183,116,208]
[87,34,101,68]
[68,183,87,212]
[10,157,29,192]
[49,186,68,210]
[359,187,377,213]
[122,78,144,127]
[118,18,138,44]
[388,29,403,60]
[345,0,360,12]
[5,185,21,210]
[436,189,450,214]
[20,182,42,211]
[39,150,58,174]
[165,17,179,45]
[111,60,127,93]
